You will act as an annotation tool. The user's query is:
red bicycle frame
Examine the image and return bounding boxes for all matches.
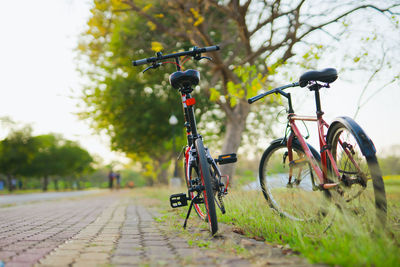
[286,112,342,189]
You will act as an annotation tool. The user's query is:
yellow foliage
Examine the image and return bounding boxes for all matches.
[147,21,157,31]
[142,3,153,12]
[209,88,221,102]
[190,8,204,27]
[194,16,204,27]
[151,41,163,52]
[230,97,237,107]
[190,8,199,17]
[110,0,125,9]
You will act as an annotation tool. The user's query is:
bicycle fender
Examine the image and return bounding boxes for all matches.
[327,116,376,158]
[270,138,320,160]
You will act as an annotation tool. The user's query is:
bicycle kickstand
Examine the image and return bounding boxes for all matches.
[183,194,198,229]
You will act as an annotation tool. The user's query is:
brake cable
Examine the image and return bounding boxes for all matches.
[301,120,310,140]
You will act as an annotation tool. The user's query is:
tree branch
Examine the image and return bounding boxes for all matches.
[298,4,400,41]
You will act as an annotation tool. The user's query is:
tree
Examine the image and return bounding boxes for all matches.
[23,134,94,191]
[79,0,400,179]
[78,1,213,184]
[25,134,60,191]
[0,126,36,191]
[54,141,94,189]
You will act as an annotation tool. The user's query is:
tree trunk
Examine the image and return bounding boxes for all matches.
[157,159,170,185]
[43,176,49,191]
[219,100,250,181]
[63,179,68,190]
[53,179,59,191]
[153,154,170,185]
[7,174,13,192]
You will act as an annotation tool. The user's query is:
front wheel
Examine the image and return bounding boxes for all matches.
[259,139,328,221]
[327,121,387,226]
[195,138,218,235]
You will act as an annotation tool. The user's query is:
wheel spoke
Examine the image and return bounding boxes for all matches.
[260,141,326,221]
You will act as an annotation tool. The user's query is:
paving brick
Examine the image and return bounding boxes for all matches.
[143,240,168,247]
[116,243,142,250]
[39,256,74,266]
[113,248,142,256]
[4,261,35,267]
[49,249,80,257]
[78,252,109,261]
[2,191,315,267]
[111,256,144,265]
[0,250,17,260]
[11,252,45,262]
[33,241,61,248]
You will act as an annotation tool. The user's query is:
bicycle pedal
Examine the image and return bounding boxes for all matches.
[216,153,237,165]
[169,193,188,208]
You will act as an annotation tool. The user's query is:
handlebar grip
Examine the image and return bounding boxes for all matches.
[248,93,266,104]
[203,45,220,52]
[132,58,149,66]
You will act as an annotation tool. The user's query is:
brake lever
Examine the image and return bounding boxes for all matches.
[193,52,213,61]
[142,62,162,73]
[199,56,212,61]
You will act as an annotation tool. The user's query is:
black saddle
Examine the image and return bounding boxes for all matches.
[299,68,338,87]
[169,69,200,89]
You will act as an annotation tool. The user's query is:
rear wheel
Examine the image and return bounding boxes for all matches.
[259,140,328,221]
[194,138,218,235]
[327,122,387,226]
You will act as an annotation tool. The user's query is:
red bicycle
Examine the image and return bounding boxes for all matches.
[248,68,387,226]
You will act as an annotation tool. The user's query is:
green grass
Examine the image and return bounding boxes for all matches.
[219,190,400,266]
[133,180,400,267]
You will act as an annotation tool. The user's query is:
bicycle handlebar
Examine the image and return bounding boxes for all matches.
[248,82,299,104]
[132,45,220,66]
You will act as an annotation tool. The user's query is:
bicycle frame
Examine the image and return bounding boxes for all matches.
[284,87,344,190]
[287,114,340,189]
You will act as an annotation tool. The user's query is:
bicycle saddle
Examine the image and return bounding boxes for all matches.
[169,69,200,89]
[299,68,338,87]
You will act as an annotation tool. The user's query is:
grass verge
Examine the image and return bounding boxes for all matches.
[132,183,400,267]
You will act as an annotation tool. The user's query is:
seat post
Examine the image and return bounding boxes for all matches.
[314,89,323,115]
[308,83,323,116]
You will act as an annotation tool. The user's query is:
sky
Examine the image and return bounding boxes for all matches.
[0,0,399,165]
[0,0,129,164]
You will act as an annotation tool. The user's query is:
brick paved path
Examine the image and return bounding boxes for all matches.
[0,191,315,267]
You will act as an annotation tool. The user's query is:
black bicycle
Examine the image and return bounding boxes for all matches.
[132,45,237,235]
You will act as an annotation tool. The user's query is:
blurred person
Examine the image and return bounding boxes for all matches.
[116,172,121,190]
[108,170,114,189]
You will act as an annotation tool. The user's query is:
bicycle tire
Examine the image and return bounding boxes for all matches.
[326,121,387,226]
[259,139,328,221]
[195,138,218,235]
